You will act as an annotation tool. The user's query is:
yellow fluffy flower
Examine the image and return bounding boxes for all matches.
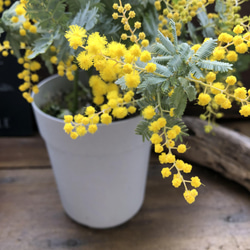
[233,24,244,34]
[145,63,156,73]
[124,70,140,88]
[65,25,87,50]
[239,104,250,117]
[77,51,93,70]
[226,51,238,62]
[198,93,211,106]
[142,105,156,120]
[161,167,171,178]
[86,32,107,55]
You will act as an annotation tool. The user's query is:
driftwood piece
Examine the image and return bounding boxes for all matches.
[178,116,250,191]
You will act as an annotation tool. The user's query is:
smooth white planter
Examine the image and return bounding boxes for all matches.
[31,74,151,229]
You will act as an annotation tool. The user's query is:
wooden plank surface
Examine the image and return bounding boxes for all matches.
[0,134,50,168]
[0,164,250,250]
[0,122,250,249]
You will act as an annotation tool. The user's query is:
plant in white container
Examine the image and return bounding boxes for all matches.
[1,0,250,227]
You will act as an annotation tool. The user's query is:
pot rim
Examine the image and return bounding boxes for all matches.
[31,74,141,126]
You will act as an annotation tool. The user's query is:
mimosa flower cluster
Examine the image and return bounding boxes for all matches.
[188,23,250,128]
[0,0,79,103]
[155,0,215,38]
[64,1,205,204]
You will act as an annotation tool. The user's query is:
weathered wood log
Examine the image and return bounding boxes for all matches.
[178,116,250,191]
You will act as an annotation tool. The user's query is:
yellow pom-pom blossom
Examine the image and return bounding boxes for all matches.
[19,28,26,36]
[76,126,87,136]
[107,41,126,59]
[32,85,39,94]
[85,106,95,116]
[167,129,177,139]
[112,107,128,119]
[89,75,107,96]
[157,117,167,128]
[149,121,160,132]
[191,176,201,188]
[145,63,157,73]
[226,51,238,62]
[234,87,247,100]
[15,4,26,15]
[128,106,136,114]
[65,25,87,50]
[70,132,78,140]
[205,72,216,83]
[142,105,156,119]
[235,43,248,54]
[198,93,211,106]
[140,50,151,62]
[177,144,187,153]
[239,104,250,117]
[74,114,83,123]
[100,113,112,125]
[64,123,74,134]
[93,95,104,105]
[155,144,164,153]
[88,124,98,134]
[214,93,227,105]
[166,153,176,163]
[77,51,93,70]
[213,47,225,60]
[100,60,121,82]
[11,16,19,23]
[29,25,37,33]
[150,133,163,144]
[183,190,196,204]
[129,44,141,57]
[141,39,149,47]
[172,174,182,188]
[218,33,233,43]
[176,159,185,170]
[226,76,237,86]
[233,35,243,46]
[161,167,171,178]
[183,163,192,173]
[124,70,141,88]
[159,152,168,164]
[123,64,133,74]
[233,24,244,34]
[64,115,73,123]
[112,13,119,19]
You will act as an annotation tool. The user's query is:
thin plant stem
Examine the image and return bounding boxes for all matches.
[73,68,79,115]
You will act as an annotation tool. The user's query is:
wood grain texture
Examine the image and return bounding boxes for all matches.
[0,163,250,250]
[177,117,250,192]
[1,123,250,249]
[0,135,50,168]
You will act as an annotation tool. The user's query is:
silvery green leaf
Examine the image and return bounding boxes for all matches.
[169,86,187,117]
[157,30,176,55]
[178,77,197,101]
[152,55,173,64]
[150,42,172,56]
[168,19,178,46]
[28,34,54,59]
[196,60,232,72]
[115,76,127,90]
[194,38,217,59]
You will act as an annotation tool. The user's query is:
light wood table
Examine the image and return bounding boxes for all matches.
[0,122,250,250]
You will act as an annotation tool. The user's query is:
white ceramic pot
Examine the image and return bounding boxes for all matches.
[31,73,151,229]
